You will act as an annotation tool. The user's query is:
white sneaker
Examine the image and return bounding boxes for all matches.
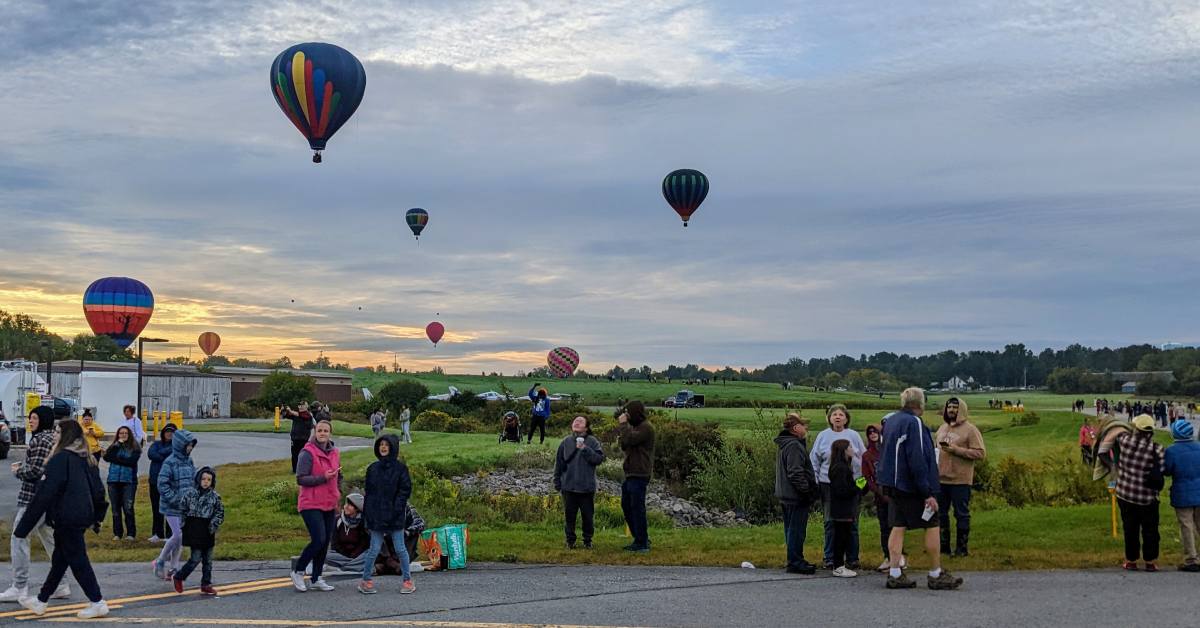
[124,536,136,542]
[77,600,109,619]
[148,535,162,543]
[877,560,890,572]
[409,562,424,573]
[832,566,858,578]
[51,583,70,599]
[17,596,46,616]
[900,555,908,569]
[112,536,120,541]
[290,571,308,592]
[310,579,335,592]
[0,585,26,603]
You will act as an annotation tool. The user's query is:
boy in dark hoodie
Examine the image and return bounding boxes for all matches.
[173,467,224,596]
[357,435,416,595]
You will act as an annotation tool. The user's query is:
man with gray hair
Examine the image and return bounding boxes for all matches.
[877,388,963,590]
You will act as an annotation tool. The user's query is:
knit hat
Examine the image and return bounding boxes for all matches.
[826,404,851,427]
[346,492,364,511]
[1171,419,1195,442]
[1132,414,1155,432]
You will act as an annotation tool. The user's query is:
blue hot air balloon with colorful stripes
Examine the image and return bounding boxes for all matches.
[270,43,366,163]
[82,277,154,348]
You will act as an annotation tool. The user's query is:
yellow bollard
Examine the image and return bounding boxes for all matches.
[171,411,183,429]
[1109,485,1118,539]
[274,406,281,431]
[142,409,149,437]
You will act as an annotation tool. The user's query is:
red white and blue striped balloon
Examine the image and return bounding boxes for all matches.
[547,347,580,378]
[82,277,154,348]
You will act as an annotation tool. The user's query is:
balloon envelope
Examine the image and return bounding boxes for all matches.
[426,322,445,345]
[547,347,580,378]
[82,277,154,348]
[406,208,429,239]
[662,169,709,226]
[270,42,366,160]
[197,332,221,357]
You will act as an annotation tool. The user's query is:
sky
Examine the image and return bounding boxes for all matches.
[3,0,1200,373]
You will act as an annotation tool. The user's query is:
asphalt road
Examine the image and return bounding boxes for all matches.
[1,432,373,522]
[0,561,1195,627]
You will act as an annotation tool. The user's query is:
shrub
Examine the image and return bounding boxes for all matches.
[413,410,453,432]
[375,379,429,416]
[688,437,777,521]
[651,418,723,487]
[254,371,316,409]
[991,456,1047,507]
[230,401,269,419]
[446,389,487,415]
[253,479,298,514]
[1010,412,1041,427]
[445,417,485,433]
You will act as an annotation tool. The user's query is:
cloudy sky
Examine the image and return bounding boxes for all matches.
[4,0,1200,372]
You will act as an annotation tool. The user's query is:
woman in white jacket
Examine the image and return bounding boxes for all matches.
[810,404,865,569]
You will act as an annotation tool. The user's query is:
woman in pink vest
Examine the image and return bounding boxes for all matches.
[290,420,341,592]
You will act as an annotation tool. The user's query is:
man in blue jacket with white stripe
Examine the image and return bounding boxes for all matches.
[878,388,963,590]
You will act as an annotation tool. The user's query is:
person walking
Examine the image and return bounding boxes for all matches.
[774,413,817,574]
[399,406,412,444]
[103,426,142,541]
[828,439,866,578]
[554,416,605,550]
[14,419,110,619]
[617,401,655,552]
[370,409,387,440]
[292,420,341,593]
[810,404,865,569]
[154,429,198,580]
[527,385,552,445]
[1,406,70,603]
[121,405,146,445]
[934,398,986,557]
[173,467,224,595]
[878,388,962,590]
[285,403,315,473]
[80,410,105,463]
[356,434,416,595]
[1099,414,1165,571]
[146,424,177,542]
[1163,419,1200,571]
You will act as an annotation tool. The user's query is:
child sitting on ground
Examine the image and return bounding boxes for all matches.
[173,467,225,596]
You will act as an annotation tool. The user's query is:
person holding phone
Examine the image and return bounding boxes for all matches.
[877,388,962,590]
[617,401,654,552]
[291,420,341,592]
[285,403,315,473]
[934,398,986,557]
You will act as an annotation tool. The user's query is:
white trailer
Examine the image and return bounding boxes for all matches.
[79,371,138,433]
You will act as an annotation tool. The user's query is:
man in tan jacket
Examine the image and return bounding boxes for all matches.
[935,398,986,557]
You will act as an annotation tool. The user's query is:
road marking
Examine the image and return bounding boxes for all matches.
[0,576,291,620]
[44,619,651,627]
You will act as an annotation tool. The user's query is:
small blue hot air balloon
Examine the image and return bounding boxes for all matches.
[270,43,367,163]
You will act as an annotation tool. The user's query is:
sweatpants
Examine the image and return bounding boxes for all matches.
[562,491,595,546]
[1118,499,1160,562]
[9,506,54,589]
[37,527,101,604]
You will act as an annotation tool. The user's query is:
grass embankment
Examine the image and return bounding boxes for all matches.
[0,423,1186,570]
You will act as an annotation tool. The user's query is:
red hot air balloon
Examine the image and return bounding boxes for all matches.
[82,277,154,348]
[426,322,445,346]
[547,347,580,378]
[197,332,221,357]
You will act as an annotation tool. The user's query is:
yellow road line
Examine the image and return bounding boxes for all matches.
[0,576,291,619]
[45,619,650,627]
[13,604,124,621]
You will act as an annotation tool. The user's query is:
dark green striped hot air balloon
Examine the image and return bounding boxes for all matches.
[662,169,709,227]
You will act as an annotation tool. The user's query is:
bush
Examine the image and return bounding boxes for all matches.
[254,371,316,409]
[230,401,270,419]
[1010,412,1041,427]
[991,456,1047,507]
[375,379,429,416]
[445,417,485,433]
[413,410,453,432]
[446,389,487,415]
[688,437,777,521]
[651,418,723,487]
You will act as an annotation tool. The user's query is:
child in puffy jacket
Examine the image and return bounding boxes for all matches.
[172,467,224,596]
[1165,419,1200,571]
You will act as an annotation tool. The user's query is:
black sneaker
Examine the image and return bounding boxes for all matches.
[566,542,576,550]
[1179,563,1200,572]
[927,570,964,590]
[821,561,834,570]
[786,562,816,575]
[847,561,861,570]
[887,573,917,589]
[582,541,593,550]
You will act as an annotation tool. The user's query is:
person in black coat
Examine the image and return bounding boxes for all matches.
[285,403,315,473]
[355,435,416,595]
[14,420,110,619]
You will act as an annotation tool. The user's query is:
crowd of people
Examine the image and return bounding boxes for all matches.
[1085,398,1195,428]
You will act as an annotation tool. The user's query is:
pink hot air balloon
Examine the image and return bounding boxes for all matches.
[547,347,580,378]
[426,322,445,346]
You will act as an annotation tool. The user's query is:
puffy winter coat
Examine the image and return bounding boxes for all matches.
[104,443,141,484]
[363,435,412,532]
[157,430,198,517]
[147,425,176,483]
[182,467,225,549]
[1165,440,1200,508]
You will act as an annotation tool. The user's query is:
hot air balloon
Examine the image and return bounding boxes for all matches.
[270,42,367,163]
[426,322,445,346]
[662,169,709,227]
[82,277,154,349]
[406,208,429,241]
[197,332,221,357]
[547,347,580,378]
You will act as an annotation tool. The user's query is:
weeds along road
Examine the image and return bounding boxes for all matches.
[1,561,1193,627]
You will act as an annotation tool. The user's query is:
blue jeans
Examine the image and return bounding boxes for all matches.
[937,484,971,537]
[360,530,411,581]
[781,502,810,570]
[621,478,650,547]
[174,547,213,586]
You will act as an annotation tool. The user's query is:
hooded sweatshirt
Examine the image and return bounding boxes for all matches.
[617,415,655,479]
[157,429,198,517]
[15,407,56,507]
[147,424,177,483]
[934,399,987,485]
[774,431,817,505]
[363,434,412,531]
[181,467,225,548]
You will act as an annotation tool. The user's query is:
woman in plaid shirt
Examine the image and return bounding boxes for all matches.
[1099,414,1166,571]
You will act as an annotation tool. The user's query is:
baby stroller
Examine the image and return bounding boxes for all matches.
[499,411,521,443]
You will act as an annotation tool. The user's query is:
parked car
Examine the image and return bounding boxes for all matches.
[664,390,704,408]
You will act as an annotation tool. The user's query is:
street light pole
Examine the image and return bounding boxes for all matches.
[137,338,169,414]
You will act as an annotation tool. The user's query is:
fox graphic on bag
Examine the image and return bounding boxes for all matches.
[420,524,469,571]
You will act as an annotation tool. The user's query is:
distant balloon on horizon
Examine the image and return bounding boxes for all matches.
[426,321,445,346]
[198,331,221,357]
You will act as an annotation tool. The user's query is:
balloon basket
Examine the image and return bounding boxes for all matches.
[312,151,323,163]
